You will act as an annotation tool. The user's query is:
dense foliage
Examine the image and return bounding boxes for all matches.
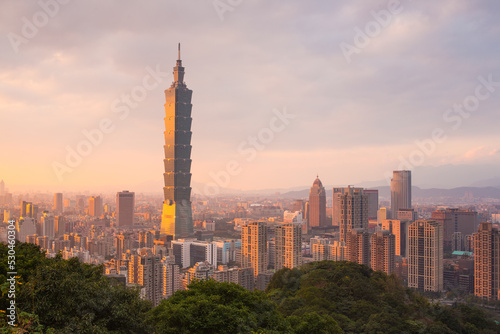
[1,244,499,333]
[266,260,500,333]
[148,279,290,334]
[0,242,152,333]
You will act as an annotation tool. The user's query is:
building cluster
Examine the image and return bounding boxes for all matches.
[2,49,500,308]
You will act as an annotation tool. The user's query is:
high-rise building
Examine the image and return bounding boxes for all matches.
[241,222,268,277]
[54,193,63,214]
[171,239,218,269]
[346,228,370,266]
[160,44,194,239]
[431,208,478,249]
[452,232,463,252]
[391,170,411,218]
[327,241,346,262]
[396,208,417,222]
[408,220,443,292]
[162,256,181,298]
[139,231,154,249]
[16,217,36,242]
[0,180,4,196]
[20,201,29,218]
[41,213,55,239]
[116,191,135,226]
[54,216,66,238]
[381,219,408,258]
[371,230,395,275]
[474,222,500,300]
[334,186,368,243]
[308,177,327,228]
[89,196,103,217]
[377,207,390,224]
[364,189,379,221]
[274,223,302,270]
[311,237,329,261]
[3,210,11,224]
[128,248,163,306]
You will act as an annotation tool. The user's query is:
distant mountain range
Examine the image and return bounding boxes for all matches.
[277,186,500,201]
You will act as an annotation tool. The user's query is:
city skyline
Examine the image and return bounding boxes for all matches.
[1,1,499,193]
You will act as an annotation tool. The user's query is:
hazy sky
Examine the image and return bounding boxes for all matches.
[1,0,499,194]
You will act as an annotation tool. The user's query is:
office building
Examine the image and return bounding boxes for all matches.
[377,207,390,224]
[160,44,194,239]
[54,193,63,214]
[41,213,55,239]
[241,222,268,277]
[89,196,103,217]
[54,216,65,237]
[371,230,395,275]
[408,220,443,292]
[431,208,478,249]
[308,177,327,228]
[116,191,135,226]
[364,189,379,221]
[474,222,500,300]
[16,217,36,243]
[171,239,218,269]
[391,170,411,217]
[274,223,302,270]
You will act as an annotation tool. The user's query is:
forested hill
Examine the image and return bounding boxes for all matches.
[1,243,499,333]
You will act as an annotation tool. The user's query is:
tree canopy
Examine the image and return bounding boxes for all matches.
[2,244,499,333]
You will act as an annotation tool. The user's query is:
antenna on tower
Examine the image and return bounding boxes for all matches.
[178,43,181,60]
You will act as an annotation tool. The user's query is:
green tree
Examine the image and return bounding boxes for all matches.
[16,257,152,333]
[148,279,290,334]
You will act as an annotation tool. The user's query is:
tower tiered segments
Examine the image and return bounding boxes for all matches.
[160,44,194,238]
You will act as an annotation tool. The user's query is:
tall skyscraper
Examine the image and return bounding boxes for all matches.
[241,221,268,277]
[308,176,327,228]
[160,44,194,239]
[54,216,65,237]
[391,170,411,217]
[275,223,302,270]
[431,208,478,249]
[116,191,135,226]
[89,196,103,217]
[41,213,55,239]
[54,193,63,214]
[364,189,379,221]
[474,222,500,300]
[371,230,395,275]
[408,220,443,292]
[334,186,368,243]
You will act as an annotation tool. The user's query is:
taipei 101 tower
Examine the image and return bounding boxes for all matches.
[160,44,194,238]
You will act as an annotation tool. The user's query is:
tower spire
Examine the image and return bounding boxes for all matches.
[173,43,185,85]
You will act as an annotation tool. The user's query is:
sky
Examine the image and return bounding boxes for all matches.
[0,0,499,195]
